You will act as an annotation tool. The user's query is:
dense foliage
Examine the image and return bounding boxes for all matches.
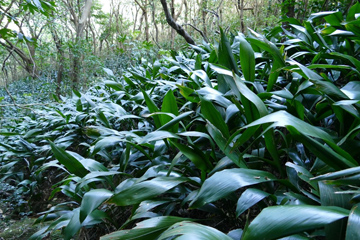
[1,1,360,239]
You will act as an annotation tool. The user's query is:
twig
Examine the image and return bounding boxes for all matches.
[183,23,209,43]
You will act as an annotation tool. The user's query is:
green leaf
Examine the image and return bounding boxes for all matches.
[267,60,282,92]
[157,111,193,131]
[140,130,180,144]
[346,204,360,240]
[108,177,188,206]
[234,75,268,118]
[238,35,255,82]
[288,126,357,170]
[170,140,212,172]
[311,166,360,181]
[201,99,229,138]
[206,122,247,168]
[190,168,275,208]
[245,111,333,143]
[63,208,81,240]
[97,111,111,128]
[142,89,161,128]
[347,2,360,21]
[319,182,351,240]
[218,28,239,75]
[158,221,233,240]
[80,189,113,223]
[104,80,122,91]
[247,29,285,66]
[193,70,212,87]
[308,11,337,21]
[329,52,360,70]
[100,216,192,240]
[236,188,270,217]
[242,205,349,240]
[0,132,18,136]
[50,142,88,178]
[161,90,179,133]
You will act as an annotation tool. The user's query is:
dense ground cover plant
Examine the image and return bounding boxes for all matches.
[1,3,360,239]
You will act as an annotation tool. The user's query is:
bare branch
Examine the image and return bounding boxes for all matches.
[183,23,208,43]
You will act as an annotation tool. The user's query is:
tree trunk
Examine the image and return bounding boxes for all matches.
[50,28,65,97]
[239,0,245,33]
[151,0,159,43]
[71,0,93,90]
[160,0,193,47]
[201,0,208,37]
[282,0,295,28]
[134,0,149,41]
[144,0,149,41]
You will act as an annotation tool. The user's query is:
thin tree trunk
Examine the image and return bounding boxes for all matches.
[201,0,208,37]
[239,0,245,33]
[50,28,65,96]
[151,0,159,43]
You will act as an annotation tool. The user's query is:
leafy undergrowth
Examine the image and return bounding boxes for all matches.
[1,4,360,240]
[0,217,62,240]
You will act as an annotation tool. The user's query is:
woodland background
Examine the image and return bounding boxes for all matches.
[1,0,360,240]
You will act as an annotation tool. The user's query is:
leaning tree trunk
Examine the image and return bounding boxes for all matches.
[160,0,195,46]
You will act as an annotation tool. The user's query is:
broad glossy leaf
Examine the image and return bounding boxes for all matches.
[268,60,282,92]
[92,136,125,155]
[218,28,239,75]
[308,11,337,21]
[104,80,122,91]
[157,111,193,131]
[140,130,180,144]
[80,189,113,223]
[347,2,360,21]
[63,208,81,240]
[192,70,212,87]
[161,90,179,133]
[234,75,268,118]
[190,168,275,208]
[311,166,360,181]
[242,205,349,240]
[238,35,255,82]
[108,177,188,206]
[197,87,232,108]
[346,204,360,240]
[142,89,161,128]
[170,140,212,172]
[288,126,357,169]
[158,221,233,240]
[319,182,351,240]
[206,122,247,168]
[0,132,18,136]
[329,52,360,69]
[236,188,270,217]
[201,99,229,138]
[287,60,322,81]
[100,216,191,240]
[228,229,243,240]
[50,142,88,178]
[341,81,360,100]
[245,111,332,142]
[248,29,285,65]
